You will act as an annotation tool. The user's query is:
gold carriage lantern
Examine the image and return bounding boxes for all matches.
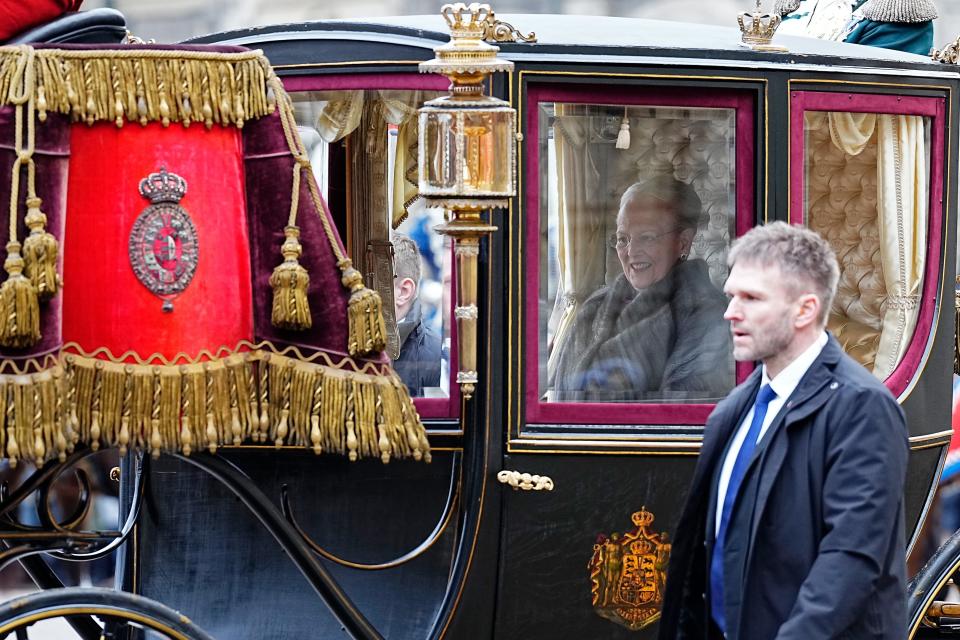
[418,3,517,401]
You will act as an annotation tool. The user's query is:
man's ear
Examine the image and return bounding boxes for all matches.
[794,293,821,329]
[395,277,417,307]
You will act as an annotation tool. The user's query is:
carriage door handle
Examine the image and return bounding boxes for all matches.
[497,470,555,491]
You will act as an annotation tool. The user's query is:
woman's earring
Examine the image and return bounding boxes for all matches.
[680,253,688,262]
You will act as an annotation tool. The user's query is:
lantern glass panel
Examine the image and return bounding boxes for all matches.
[423,111,457,190]
[420,106,515,197]
[460,109,513,195]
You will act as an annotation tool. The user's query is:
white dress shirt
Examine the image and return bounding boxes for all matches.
[714,331,829,536]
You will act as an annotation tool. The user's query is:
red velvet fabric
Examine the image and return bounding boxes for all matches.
[62,122,253,361]
[0,108,69,361]
[0,0,83,41]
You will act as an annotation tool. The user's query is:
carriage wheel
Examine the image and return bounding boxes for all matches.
[0,587,214,640]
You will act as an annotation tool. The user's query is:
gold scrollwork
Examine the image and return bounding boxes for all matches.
[496,469,554,491]
[483,9,537,43]
[933,37,960,64]
[589,507,671,631]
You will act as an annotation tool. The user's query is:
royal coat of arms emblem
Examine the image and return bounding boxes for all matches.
[129,167,199,312]
[589,507,671,631]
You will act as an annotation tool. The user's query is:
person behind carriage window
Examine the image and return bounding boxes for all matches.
[549,176,732,402]
[392,233,441,397]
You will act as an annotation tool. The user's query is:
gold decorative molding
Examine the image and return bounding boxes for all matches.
[933,37,960,64]
[482,9,537,43]
[496,469,554,491]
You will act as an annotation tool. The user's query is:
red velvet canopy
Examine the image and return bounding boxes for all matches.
[0,44,427,467]
[0,0,84,41]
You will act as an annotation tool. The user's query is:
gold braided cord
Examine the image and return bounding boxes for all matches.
[271,82,387,354]
[0,343,428,467]
[59,341,390,372]
[0,46,275,129]
[272,76,346,261]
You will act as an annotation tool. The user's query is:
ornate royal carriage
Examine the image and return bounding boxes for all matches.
[0,2,958,639]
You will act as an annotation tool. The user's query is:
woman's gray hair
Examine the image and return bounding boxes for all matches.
[618,176,705,230]
[728,222,840,325]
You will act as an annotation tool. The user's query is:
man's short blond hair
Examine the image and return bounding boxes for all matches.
[727,222,839,325]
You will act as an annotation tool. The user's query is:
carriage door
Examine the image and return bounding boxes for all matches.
[493,78,757,639]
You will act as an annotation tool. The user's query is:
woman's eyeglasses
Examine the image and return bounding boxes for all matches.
[607,227,680,250]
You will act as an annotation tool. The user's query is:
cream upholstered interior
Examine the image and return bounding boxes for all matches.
[805,111,886,371]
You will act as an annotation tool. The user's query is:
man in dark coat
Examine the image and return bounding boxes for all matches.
[392,234,440,397]
[659,222,909,639]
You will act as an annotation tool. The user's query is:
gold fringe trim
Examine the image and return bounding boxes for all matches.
[0,46,276,129]
[0,346,429,468]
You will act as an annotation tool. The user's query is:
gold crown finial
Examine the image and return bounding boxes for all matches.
[421,2,514,96]
[440,3,491,38]
[738,0,787,51]
[631,507,655,528]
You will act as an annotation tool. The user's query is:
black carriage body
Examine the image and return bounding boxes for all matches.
[117,16,960,640]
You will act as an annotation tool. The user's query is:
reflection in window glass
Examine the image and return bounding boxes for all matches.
[289,89,450,399]
[540,102,736,403]
[803,111,930,379]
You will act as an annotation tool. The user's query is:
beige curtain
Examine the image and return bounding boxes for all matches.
[312,90,427,229]
[380,90,426,229]
[546,109,606,380]
[826,111,926,379]
[874,113,927,379]
[314,91,364,143]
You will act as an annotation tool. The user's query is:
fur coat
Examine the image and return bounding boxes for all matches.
[551,259,732,402]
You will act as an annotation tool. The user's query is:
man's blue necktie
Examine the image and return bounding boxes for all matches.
[710,383,777,633]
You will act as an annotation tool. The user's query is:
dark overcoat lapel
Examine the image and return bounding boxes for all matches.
[743,341,840,567]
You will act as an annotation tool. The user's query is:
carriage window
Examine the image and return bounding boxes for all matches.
[801,108,932,381]
[289,88,455,409]
[538,102,737,405]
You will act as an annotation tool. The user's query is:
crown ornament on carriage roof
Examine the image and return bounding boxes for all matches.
[138,167,187,204]
[631,507,656,528]
[439,2,536,44]
[738,0,788,52]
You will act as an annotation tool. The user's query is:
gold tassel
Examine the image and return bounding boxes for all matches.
[339,259,387,356]
[22,197,61,301]
[0,242,40,348]
[269,226,312,330]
